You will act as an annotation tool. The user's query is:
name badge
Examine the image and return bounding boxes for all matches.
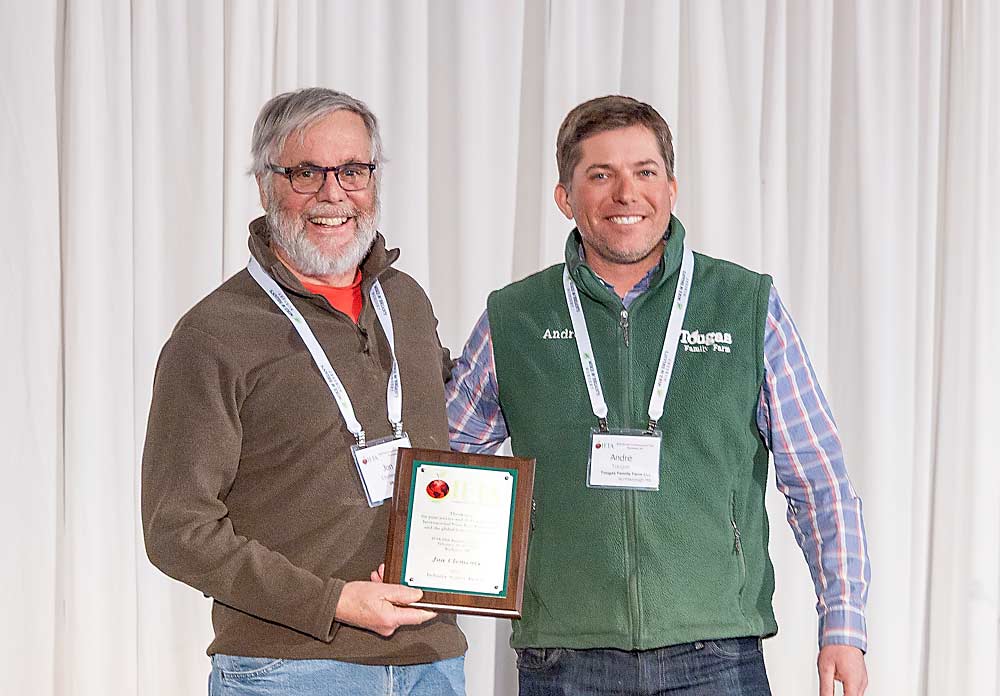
[352,434,411,507]
[587,429,662,491]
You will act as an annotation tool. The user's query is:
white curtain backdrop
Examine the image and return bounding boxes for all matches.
[3,1,998,694]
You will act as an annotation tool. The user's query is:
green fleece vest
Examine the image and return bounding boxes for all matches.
[488,217,778,650]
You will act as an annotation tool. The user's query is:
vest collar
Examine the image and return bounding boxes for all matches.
[564,214,687,306]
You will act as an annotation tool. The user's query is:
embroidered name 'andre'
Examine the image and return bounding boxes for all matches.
[542,328,575,339]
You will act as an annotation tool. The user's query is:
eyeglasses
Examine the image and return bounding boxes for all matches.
[268,162,377,194]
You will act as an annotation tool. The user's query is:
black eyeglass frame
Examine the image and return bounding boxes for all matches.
[268,162,377,193]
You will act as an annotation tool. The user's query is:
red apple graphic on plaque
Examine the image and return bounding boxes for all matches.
[426,479,450,499]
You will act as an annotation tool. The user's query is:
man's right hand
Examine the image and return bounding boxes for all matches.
[335,581,436,637]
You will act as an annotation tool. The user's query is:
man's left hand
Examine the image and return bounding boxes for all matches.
[818,644,867,696]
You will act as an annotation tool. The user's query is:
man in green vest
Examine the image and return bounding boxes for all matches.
[447,95,870,696]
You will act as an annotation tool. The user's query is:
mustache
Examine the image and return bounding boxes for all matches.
[304,205,361,218]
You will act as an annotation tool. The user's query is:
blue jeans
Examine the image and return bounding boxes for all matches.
[209,654,465,696]
[517,638,771,695]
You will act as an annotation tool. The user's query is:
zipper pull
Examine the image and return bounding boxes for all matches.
[619,309,630,347]
[732,519,742,554]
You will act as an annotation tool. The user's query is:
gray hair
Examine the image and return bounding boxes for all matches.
[250,87,383,193]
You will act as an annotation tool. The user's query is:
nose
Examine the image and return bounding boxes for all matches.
[613,174,637,204]
[315,171,349,203]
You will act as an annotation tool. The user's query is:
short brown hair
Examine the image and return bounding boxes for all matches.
[556,95,675,185]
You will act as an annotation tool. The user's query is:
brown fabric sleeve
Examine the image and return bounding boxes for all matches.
[140,326,345,642]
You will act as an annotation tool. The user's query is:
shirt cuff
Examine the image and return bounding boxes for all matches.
[818,606,868,653]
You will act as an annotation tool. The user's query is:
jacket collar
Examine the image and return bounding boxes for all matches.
[247,215,398,297]
[564,214,687,307]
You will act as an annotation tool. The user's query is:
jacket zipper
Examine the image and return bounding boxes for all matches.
[620,305,640,647]
[300,284,376,366]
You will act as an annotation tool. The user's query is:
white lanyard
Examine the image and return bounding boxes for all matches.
[563,244,694,433]
[248,257,403,447]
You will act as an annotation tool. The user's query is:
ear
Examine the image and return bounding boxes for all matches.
[667,177,678,212]
[554,183,574,221]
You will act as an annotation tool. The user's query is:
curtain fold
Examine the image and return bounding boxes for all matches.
[925,2,999,693]
[2,1,996,694]
[57,0,138,693]
[1,2,61,694]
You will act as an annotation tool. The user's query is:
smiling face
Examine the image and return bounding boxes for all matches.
[554,125,677,276]
[259,109,379,283]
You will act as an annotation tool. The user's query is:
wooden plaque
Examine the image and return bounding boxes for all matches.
[383,447,535,618]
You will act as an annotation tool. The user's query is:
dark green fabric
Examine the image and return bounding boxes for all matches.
[488,216,777,650]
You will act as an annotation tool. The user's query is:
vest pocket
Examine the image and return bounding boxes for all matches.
[730,492,748,608]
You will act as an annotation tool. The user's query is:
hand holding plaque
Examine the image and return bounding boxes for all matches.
[383,448,535,618]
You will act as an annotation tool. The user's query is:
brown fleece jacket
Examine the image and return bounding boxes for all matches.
[141,217,466,664]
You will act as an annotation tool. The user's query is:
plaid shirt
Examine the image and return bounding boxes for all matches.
[446,258,870,652]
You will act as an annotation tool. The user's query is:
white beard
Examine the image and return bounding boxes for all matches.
[266,197,379,278]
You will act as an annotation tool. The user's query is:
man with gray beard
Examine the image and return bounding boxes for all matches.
[141,88,467,695]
